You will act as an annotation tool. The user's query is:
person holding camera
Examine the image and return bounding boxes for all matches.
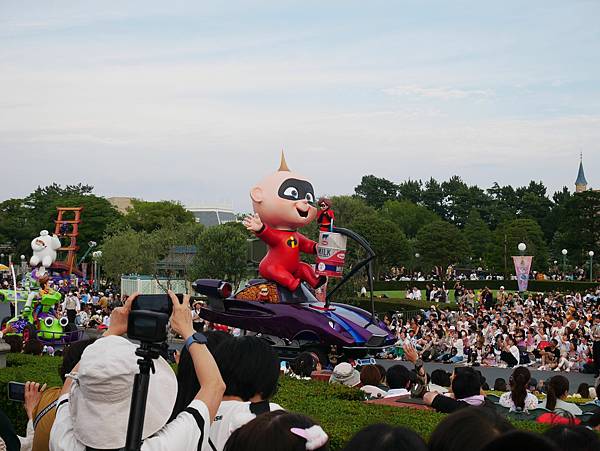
[49,291,225,451]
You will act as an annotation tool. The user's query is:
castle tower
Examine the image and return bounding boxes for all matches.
[575,153,588,193]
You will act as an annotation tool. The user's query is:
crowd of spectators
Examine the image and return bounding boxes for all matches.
[383,264,595,282]
[382,284,600,374]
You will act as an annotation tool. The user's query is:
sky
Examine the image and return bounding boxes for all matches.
[1,0,599,212]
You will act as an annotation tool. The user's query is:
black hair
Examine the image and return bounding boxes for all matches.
[59,338,96,382]
[22,338,43,355]
[341,423,426,451]
[509,367,530,410]
[224,410,328,451]
[493,378,507,392]
[429,408,513,451]
[576,383,590,399]
[386,365,411,390]
[451,368,481,399]
[214,335,280,401]
[544,425,600,451]
[3,335,23,353]
[431,370,451,388]
[480,431,559,451]
[170,330,233,421]
[546,375,569,411]
[290,352,318,378]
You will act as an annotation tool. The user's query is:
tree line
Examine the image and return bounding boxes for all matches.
[0,178,598,284]
[353,175,600,275]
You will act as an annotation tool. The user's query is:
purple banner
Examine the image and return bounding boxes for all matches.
[513,256,533,292]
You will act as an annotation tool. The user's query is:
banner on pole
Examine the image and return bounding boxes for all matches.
[512,256,533,292]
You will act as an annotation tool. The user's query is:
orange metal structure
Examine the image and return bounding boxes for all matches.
[52,207,84,276]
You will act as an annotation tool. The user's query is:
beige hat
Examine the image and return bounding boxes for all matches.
[329,362,360,387]
[69,336,177,449]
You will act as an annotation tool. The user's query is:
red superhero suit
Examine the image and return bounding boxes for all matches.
[318,209,335,232]
[256,225,322,292]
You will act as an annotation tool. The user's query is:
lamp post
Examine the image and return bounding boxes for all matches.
[92,251,102,291]
[561,249,568,275]
[589,251,595,282]
[518,242,527,255]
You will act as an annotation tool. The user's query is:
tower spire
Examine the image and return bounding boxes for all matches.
[575,152,588,193]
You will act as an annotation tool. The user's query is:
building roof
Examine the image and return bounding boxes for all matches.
[576,159,588,186]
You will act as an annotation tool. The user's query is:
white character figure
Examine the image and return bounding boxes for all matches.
[30,230,61,276]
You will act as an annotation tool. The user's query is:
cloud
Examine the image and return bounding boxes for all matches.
[383,85,493,100]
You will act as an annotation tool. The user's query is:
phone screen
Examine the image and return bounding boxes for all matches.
[7,381,25,402]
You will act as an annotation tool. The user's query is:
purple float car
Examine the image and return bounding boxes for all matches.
[194,227,395,363]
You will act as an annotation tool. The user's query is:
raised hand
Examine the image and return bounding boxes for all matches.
[243,213,263,232]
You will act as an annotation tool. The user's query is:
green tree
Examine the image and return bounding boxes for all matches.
[488,218,550,273]
[99,229,155,281]
[554,191,600,266]
[354,175,399,209]
[415,221,470,273]
[349,214,409,279]
[421,178,446,219]
[190,223,248,287]
[123,199,195,233]
[380,200,440,238]
[397,180,423,204]
[463,209,492,262]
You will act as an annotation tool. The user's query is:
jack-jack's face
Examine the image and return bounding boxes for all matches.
[251,171,317,230]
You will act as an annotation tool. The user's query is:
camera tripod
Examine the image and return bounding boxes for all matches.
[124,342,163,451]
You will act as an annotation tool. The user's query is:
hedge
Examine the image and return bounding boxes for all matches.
[373,280,598,293]
[1,353,550,450]
[343,297,458,313]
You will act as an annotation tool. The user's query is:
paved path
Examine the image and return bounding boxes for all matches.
[376,359,596,389]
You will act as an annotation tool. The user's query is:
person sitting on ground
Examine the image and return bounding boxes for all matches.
[359,364,386,388]
[539,375,583,416]
[493,378,507,392]
[576,383,591,399]
[224,411,329,451]
[499,367,539,412]
[428,408,513,451]
[359,365,388,398]
[205,336,284,451]
[544,425,600,451]
[329,362,360,388]
[289,352,322,380]
[340,423,427,451]
[50,291,225,451]
[429,369,451,394]
[22,339,44,356]
[424,367,494,413]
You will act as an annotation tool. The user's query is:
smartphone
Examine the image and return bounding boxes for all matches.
[132,294,184,316]
[7,381,25,402]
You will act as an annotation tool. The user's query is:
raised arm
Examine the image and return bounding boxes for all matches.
[168,291,225,422]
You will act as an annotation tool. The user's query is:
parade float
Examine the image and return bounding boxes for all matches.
[193,154,394,363]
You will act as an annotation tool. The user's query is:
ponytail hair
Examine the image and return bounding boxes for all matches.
[546,375,569,411]
[510,367,530,410]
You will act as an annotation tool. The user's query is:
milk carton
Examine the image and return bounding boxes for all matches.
[315,231,347,278]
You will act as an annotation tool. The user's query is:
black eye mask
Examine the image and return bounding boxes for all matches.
[278,178,316,204]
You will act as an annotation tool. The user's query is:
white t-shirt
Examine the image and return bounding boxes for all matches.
[205,400,283,451]
[50,395,210,451]
[499,391,539,411]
